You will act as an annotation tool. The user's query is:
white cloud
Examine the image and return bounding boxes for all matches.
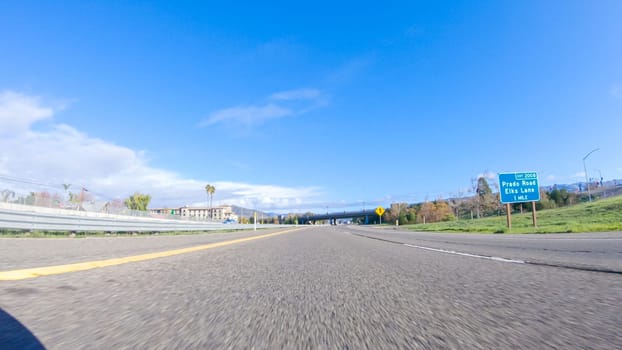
[610,85,622,99]
[209,182,321,209]
[270,88,322,101]
[0,91,321,209]
[200,88,326,130]
[0,91,54,135]
[200,104,292,128]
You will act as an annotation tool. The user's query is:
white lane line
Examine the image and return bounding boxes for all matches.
[403,243,525,264]
[495,238,622,241]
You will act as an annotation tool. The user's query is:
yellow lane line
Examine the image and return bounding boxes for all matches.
[0,228,303,281]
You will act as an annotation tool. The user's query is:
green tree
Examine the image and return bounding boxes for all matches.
[398,212,408,225]
[476,176,498,217]
[284,214,299,225]
[546,188,579,207]
[477,177,492,197]
[406,208,417,224]
[532,189,554,210]
[124,192,152,211]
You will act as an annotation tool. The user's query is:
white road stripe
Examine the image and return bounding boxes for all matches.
[491,237,622,241]
[403,243,526,264]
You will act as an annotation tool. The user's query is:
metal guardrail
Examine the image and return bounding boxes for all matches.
[0,207,290,232]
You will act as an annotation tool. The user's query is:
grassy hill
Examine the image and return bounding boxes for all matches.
[401,195,622,234]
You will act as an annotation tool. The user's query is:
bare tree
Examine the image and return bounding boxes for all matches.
[1,189,15,202]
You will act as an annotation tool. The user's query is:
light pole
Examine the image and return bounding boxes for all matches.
[325,206,328,225]
[582,148,600,202]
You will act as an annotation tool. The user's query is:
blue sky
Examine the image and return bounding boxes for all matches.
[1,1,621,212]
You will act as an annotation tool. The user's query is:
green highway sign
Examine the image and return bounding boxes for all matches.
[498,172,540,204]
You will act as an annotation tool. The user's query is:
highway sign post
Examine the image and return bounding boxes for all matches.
[375,206,385,225]
[498,172,540,229]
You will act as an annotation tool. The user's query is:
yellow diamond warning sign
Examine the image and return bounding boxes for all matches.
[375,206,385,216]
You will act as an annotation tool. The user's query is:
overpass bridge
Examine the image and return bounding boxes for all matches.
[299,210,380,225]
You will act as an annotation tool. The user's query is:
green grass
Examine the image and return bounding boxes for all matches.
[400,195,622,234]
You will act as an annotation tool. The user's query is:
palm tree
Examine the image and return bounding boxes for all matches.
[205,184,216,219]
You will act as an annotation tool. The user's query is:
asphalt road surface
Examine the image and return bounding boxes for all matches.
[1,226,621,349]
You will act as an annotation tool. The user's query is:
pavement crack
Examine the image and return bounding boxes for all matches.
[522,260,622,275]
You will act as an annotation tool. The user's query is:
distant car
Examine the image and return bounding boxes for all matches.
[223,219,237,224]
